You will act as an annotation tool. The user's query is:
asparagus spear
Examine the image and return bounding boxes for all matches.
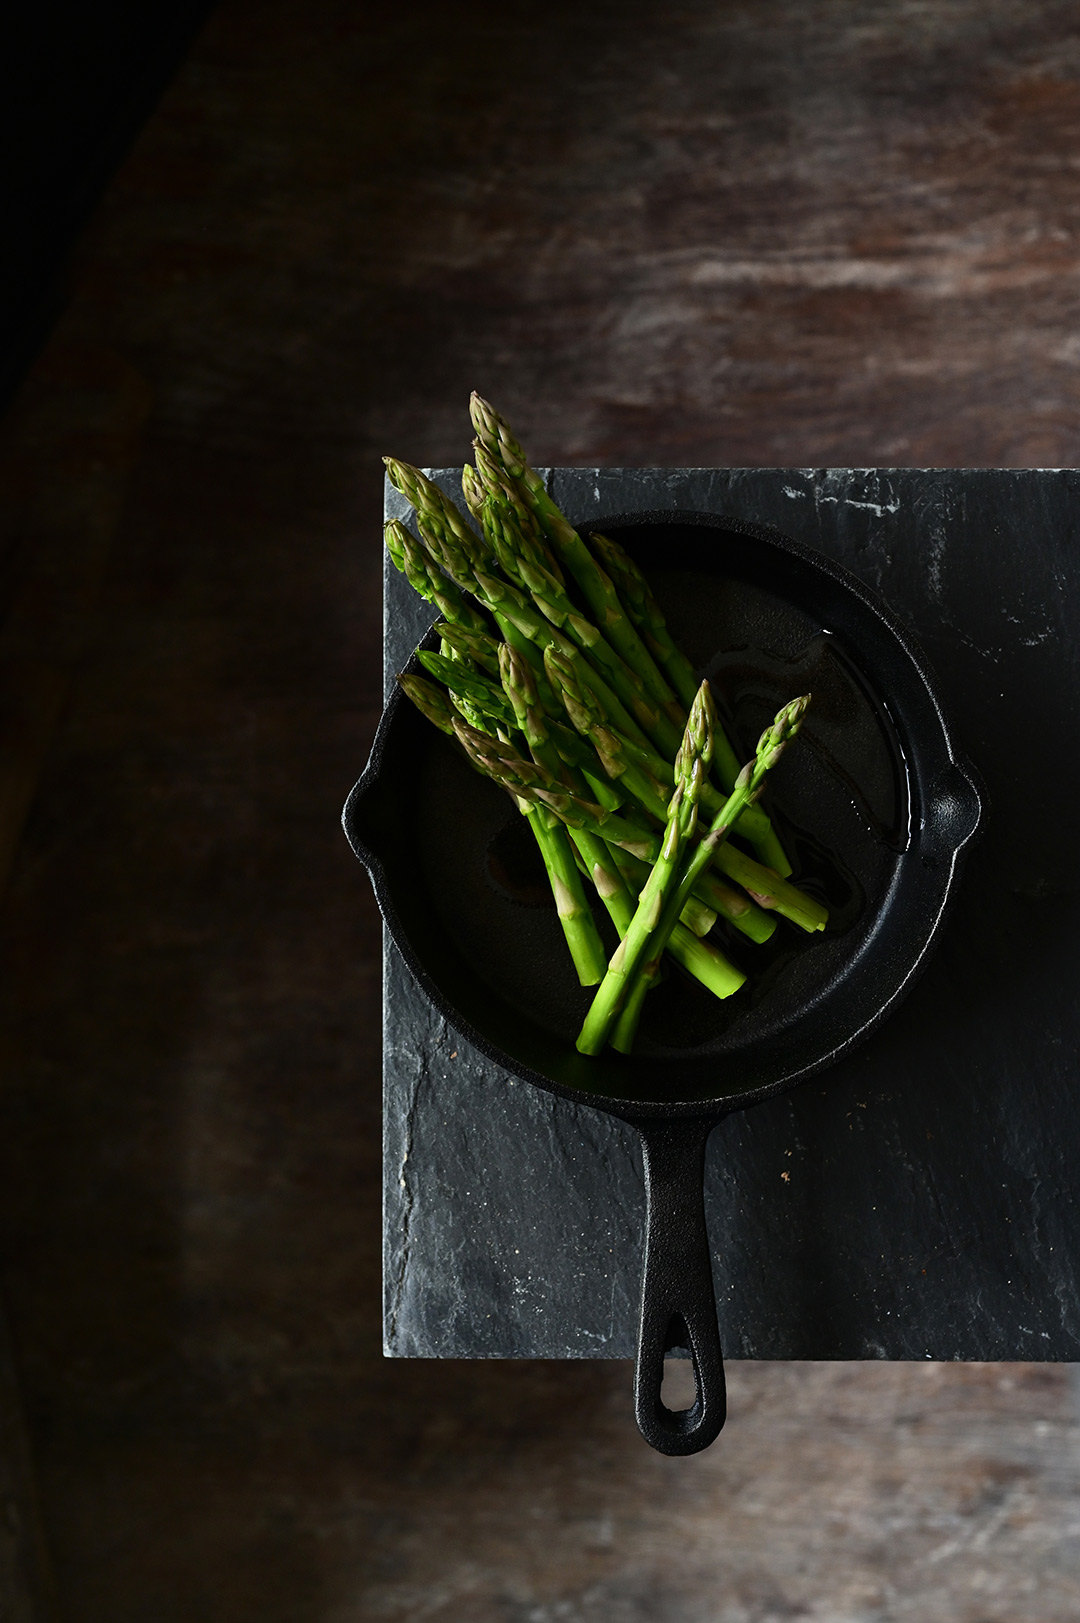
[502,641,721,946]
[466,446,567,589]
[398,674,606,985]
[488,611,562,712]
[712,843,826,933]
[417,649,517,727]
[384,459,481,561]
[577,682,716,1055]
[582,692,811,1054]
[473,482,679,754]
[454,721,798,935]
[568,829,744,1002]
[527,809,607,986]
[397,672,458,735]
[387,452,789,867]
[544,644,673,818]
[391,474,657,757]
[452,716,752,992]
[433,620,503,677]
[469,393,683,719]
[586,530,701,713]
[384,520,490,635]
[543,641,784,869]
[585,530,793,876]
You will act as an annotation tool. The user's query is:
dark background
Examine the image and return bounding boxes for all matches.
[1,2,1080,1618]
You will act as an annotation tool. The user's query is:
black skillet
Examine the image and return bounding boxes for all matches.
[343,509,982,1455]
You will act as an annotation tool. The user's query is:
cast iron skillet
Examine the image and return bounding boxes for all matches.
[343,510,982,1455]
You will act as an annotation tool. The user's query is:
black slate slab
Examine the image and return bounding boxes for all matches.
[379,467,1080,1360]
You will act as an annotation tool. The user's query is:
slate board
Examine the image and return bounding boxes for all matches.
[379,467,1080,1360]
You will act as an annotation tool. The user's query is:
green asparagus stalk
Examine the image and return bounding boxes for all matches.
[706,841,827,934]
[583,692,811,1054]
[490,612,561,711]
[417,650,517,727]
[433,620,503,677]
[498,642,569,776]
[398,486,657,757]
[384,459,481,561]
[582,529,791,876]
[577,682,716,1055]
[586,530,701,713]
[527,809,607,986]
[459,460,486,524]
[454,720,797,935]
[469,393,684,720]
[643,694,813,977]
[666,928,745,999]
[399,674,606,985]
[384,520,490,635]
[543,642,785,869]
[468,443,567,588]
[397,673,458,735]
[497,639,622,809]
[561,779,743,1003]
[474,484,679,754]
[672,893,717,938]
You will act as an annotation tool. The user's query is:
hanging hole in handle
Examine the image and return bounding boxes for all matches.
[659,1313,702,1417]
[661,1356,699,1415]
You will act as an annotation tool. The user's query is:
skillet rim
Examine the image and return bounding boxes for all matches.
[344,507,983,1124]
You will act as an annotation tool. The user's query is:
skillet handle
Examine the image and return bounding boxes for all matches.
[634,1117,726,1455]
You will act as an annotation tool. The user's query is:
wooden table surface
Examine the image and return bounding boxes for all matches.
[2,1,1080,1617]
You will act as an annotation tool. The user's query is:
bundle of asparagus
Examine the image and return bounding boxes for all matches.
[382,394,827,1055]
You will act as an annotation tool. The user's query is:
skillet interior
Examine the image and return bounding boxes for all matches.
[350,513,979,1116]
